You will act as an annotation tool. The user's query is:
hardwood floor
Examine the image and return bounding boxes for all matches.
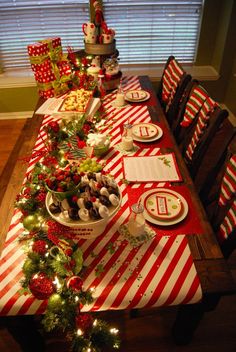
[0,118,27,175]
[0,118,236,352]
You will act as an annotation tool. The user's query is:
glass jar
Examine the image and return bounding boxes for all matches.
[115,84,125,107]
[127,203,146,237]
[93,69,106,99]
[121,123,133,151]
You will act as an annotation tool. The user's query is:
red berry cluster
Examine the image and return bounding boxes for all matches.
[47,220,70,241]
[45,168,81,192]
[76,313,93,332]
[32,240,48,255]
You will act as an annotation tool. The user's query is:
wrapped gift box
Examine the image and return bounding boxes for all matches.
[39,87,55,99]
[28,37,62,58]
[34,71,56,84]
[28,37,72,98]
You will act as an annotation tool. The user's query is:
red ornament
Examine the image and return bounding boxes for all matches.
[48,121,60,133]
[29,273,54,300]
[77,138,86,149]
[81,57,88,67]
[82,123,91,135]
[67,276,83,292]
[76,313,93,332]
[32,240,48,255]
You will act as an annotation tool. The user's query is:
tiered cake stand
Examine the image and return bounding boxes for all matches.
[84,40,122,91]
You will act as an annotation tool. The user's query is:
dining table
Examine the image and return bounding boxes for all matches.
[0,75,235,344]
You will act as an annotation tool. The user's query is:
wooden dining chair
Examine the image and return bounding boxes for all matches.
[157,55,191,127]
[171,80,205,144]
[179,99,229,179]
[172,134,236,347]
[199,134,236,258]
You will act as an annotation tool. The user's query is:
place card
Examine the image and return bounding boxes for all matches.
[123,153,182,182]
[156,196,168,215]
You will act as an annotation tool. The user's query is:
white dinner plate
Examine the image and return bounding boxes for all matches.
[125,90,151,102]
[132,123,163,142]
[140,188,188,226]
[144,189,183,221]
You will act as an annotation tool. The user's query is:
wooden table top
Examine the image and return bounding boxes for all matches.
[0,75,235,297]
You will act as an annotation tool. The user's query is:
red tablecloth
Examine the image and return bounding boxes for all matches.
[0,76,202,316]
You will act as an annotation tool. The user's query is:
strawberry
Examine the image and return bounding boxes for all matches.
[57,174,65,181]
[73,175,81,184]
[72,196,78,203]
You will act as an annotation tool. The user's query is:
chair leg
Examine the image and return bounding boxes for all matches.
[129,308,139,318]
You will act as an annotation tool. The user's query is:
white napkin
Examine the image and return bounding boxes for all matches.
[123,154,182,182]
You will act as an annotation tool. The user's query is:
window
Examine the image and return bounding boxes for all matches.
[0,0,203,72]
[0,1,89,71]
[103,0,203,64]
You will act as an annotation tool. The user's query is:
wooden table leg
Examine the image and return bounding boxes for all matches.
[172,302,205,345]
[172,294,221,345]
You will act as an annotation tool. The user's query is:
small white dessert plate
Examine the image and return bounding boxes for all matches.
[125,90,150,102]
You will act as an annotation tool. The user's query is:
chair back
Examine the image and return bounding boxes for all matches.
[157,56,191,126]
[197,121,236,197]
[180,98,228,179]
[216,153,236,258]
[199,135,236,258]
[172,80,207,144]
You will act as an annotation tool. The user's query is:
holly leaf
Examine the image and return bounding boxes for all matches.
[90,251,98,258]
[106,242,116,254]
[121,178,130,185]
[18,287,30,296]
[95,264,104,277]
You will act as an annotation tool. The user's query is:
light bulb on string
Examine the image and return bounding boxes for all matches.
[53,275,62,290]
[110,327,119,335]
[77,328,83,336]
[93,319,98,327]
[89,286,95,294]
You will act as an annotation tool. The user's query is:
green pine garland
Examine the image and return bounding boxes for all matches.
[15,115,120,351]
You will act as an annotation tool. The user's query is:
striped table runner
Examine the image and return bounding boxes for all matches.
[0,76,202,316]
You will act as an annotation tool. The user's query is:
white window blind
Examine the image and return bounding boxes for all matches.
[0,0,203,72]
[103,0,203,64]
[0,1,89,71]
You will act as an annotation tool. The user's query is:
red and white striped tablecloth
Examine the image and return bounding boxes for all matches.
[0,76,202,316]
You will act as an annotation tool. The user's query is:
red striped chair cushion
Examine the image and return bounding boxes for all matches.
[218,200,236,242]
[162,59,184,110]
[219,155,236,206]
[217,155,236,242]
[185,97,217,161]
[180,86,208,127]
